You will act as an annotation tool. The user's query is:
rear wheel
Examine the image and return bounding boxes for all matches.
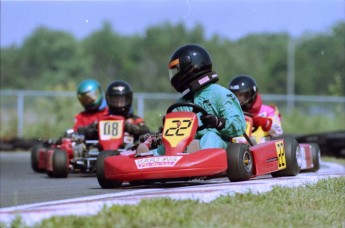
[226,143,253,182]
[96,150,122,189]
[271,137,301,177]
[304,143,321,172]
[48,148,68,178]
[31,143,45,173]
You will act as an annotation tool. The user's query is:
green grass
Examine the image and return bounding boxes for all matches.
[282,111,345,135]
[323,156,345,166]
[4,165,345,228]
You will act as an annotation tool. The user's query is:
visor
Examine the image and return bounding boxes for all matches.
[168,56,192,81]
[78,90,101,107]
[168,59,180,80]
[107,94,131,108]
[234,91,252,105]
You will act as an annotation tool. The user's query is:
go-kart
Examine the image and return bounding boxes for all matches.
[96,103,302,189]
[232,112,320,173]
[31,115,131,178]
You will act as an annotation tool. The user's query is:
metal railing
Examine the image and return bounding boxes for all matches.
[1,90,344,138]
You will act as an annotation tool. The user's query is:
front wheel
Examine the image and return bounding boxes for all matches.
[47,148,68,178]
[271,137,301,177]
[96,150,122,189]
[226,143,253,182]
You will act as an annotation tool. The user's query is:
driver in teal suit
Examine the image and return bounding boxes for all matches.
[150,44,246,156]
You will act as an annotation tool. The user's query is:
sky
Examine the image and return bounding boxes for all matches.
[1,0,344,47]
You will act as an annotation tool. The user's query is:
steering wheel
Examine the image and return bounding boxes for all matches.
[166,102,208,131]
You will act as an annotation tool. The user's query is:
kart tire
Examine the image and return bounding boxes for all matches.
[48,148,68,178]
[31,143,45,173]
[303,143,321,172]
[96,150,122,189]
[271,137,301,177]
[226,143,253,182]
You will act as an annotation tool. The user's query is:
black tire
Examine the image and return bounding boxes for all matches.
[226,143,253,182]
[303,143,321,172]
[48,148,68,178]
[271,137,301,177]
[31,143,45,173]
[96,150,122,189]
[47,171,54,177]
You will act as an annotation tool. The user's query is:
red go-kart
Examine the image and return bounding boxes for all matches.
[232,112,320,173]
[31,115,130,178]
[96,103,302,188]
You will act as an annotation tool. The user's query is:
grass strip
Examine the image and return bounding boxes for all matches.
[7,176,345,228]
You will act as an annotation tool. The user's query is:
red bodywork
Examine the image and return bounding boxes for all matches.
[102,111,286,183]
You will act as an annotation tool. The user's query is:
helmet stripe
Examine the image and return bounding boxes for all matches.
[168,59,179,68]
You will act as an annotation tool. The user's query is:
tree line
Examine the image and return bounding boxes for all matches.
[1,21,344,96]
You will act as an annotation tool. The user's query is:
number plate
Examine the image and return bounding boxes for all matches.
[163,118,194,147]
[99,120,123,140]
[275,141,286,170]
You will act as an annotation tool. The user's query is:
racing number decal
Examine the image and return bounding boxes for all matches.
[275,141,286,170]
[163,118,193,147]
[165,119,192,136]
[99,120,123,140]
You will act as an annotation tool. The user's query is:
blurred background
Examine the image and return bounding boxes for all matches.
[1,1,344,149]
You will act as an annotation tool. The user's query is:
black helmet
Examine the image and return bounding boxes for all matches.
[106,80,133,116]
[77,79,105,111]
[168,44,217,93]
[228,75,258,111]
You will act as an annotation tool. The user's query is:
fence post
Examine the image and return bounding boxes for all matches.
[17,92,24,138]
[137,93,144,118]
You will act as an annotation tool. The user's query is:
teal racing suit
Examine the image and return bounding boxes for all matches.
[154,83,246,155]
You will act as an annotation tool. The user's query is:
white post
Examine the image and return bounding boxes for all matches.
[17,92,24,138]
[287,38,295,114]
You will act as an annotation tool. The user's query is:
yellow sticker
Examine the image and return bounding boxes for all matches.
[275,141,286,170]
[163,118,194,147]
[99,120,123,140]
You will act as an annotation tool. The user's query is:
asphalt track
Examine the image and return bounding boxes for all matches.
[0,151,253,208]
[0,151,150,208]
[0,151,344,226]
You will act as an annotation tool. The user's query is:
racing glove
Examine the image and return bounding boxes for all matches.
[200,115,225,130]
[77,122,98,139]
[125,123,141,135]
[252,116,273,131]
